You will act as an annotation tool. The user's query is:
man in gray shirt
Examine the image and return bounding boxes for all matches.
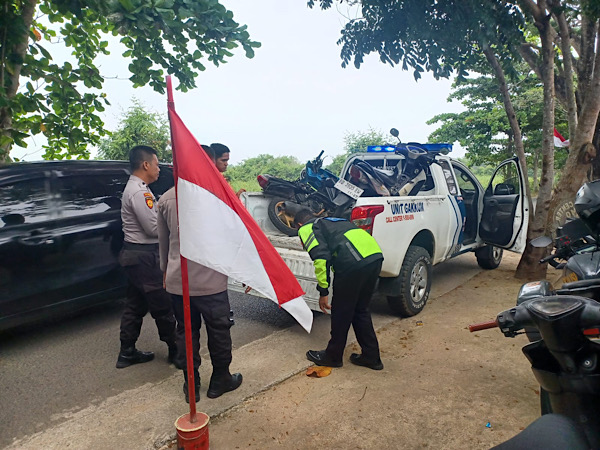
[157,151,242,403]
[116,145,177,369]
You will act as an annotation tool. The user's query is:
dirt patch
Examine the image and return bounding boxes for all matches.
[208,253,543,449]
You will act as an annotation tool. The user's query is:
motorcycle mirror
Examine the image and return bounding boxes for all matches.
[390,128,399,138]
[531,236,553,248]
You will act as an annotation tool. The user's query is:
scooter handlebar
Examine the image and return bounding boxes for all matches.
[468,320,498,332]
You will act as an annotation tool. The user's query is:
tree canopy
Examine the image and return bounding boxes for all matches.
[97,98,170,162]
[226,154,304,192]
[325,127,387,175]
[0,0,260,162]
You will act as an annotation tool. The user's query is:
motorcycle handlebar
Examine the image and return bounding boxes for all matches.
[468,320,498,332]
[317,150,325,160]
[539,253,558,264]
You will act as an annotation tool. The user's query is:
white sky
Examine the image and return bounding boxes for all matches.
[15,0,466,164]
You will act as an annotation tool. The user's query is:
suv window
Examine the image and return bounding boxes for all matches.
[56,172,128,218]
[0,177,52,228]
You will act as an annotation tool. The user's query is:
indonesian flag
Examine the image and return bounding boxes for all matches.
[554,128,570,148]
[166,82,312,333]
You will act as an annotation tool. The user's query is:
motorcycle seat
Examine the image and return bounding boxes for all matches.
[357,162,398,185]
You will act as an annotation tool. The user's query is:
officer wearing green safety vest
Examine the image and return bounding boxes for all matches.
[295,209,385,371]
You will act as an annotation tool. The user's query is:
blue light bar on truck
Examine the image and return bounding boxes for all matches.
[366,145,397,153]
[367,143,453,153]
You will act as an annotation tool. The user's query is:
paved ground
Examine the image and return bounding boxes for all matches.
[5,253,539,450]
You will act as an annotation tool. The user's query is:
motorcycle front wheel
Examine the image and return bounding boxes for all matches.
[268,198,300,237]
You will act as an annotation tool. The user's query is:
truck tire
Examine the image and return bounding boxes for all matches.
[387,246,432,317]
[475,245,503,270]
[267,198,299,236]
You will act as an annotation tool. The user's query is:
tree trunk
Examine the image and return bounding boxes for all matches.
[515,1,555,280]
[0,0,38,164]
[533,146,539,190]
[547,32,600,237]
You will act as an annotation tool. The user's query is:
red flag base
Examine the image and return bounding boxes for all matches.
[175,412,210,450]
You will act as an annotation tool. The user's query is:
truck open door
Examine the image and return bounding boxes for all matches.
[479,157,529,253]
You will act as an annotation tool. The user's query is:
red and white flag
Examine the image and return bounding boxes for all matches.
[554,128,569,148]
[167,85,312,333]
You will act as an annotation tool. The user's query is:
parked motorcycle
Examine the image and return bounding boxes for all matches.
[257,151,357,236]
[514,180,600,414]
[469,295,600,449]
[517,182,600,330]
[346,128,449,197]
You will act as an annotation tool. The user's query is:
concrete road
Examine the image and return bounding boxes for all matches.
[0,252,483,448]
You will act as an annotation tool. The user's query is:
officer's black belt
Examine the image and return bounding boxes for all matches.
[123,242,159,251]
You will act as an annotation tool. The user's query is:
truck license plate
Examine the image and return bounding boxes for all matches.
[334,178,364,200]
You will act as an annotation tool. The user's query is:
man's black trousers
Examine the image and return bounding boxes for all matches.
[171,291,233,371]
[119,247,176,347]
[325,259,383,363]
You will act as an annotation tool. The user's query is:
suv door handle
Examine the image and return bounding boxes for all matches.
[17,235,55,246]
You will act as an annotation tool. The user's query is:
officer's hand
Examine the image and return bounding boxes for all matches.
[163,271,166,289]
[319,295,331,314]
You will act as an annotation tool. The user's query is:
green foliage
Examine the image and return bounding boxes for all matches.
[1,0,260,161]
[325,153,348,177]
[325,127,387,175]
[427,65,568,173]
[226,154,304,192]
[308,0,525,81]
[97,98,170,162]
[344,127,388,153]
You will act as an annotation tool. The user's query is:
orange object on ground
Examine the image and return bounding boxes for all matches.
[306,366,333,377]
[175,412,210,450]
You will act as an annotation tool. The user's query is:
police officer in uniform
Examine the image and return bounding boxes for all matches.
[295,209,384,370]
[116,145,177,369]
[157,147,242,402]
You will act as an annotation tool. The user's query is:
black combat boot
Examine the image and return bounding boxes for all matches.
[183,371,200,404]
[116,346,154,369]
[167,342,182,369]
[207,367,243,399]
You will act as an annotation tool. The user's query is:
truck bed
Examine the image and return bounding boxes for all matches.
[227,193,321,311]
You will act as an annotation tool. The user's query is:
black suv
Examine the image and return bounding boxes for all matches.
[0,160,174,331]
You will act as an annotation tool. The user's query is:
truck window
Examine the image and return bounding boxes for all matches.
[490,164,520,196]
[452,164,478,195]
[438,160,458,196]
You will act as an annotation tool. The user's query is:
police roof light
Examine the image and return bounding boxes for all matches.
[367,145,396,153]
[366,143,453,153]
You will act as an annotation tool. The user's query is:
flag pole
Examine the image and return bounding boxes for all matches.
[167,76,197,423]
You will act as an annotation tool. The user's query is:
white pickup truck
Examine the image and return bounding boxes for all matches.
[230,147,529,317]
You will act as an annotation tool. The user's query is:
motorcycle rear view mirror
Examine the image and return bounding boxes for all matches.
[531,235,553,248]
[390,128,401,144]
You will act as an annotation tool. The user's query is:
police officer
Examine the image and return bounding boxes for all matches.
[116,145,177,369]
[295,209,384,370]
[157,147,242,402]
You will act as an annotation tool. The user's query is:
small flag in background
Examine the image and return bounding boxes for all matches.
[554,128,570,148]
[168,104,313,333]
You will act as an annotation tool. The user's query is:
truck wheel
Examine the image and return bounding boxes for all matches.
[475,245,503,269]
[387,246,432,317]
[267,198,299,236]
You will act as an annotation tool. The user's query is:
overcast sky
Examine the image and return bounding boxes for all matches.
[15,0,466,164]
